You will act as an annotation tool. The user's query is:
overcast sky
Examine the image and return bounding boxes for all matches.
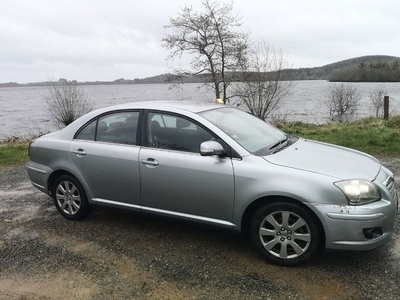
[1,0,399,83]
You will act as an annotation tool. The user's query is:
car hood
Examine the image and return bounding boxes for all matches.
[263,138,381,180]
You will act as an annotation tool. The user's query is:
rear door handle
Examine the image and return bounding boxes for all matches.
[73,149,87,156]
[141,158,159,166]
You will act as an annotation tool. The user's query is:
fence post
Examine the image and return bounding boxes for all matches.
[383,96,389,120]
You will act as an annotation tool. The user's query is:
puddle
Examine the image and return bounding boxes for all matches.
[0,180,36,198]
[11,205,43,222]
[16,181,35,190]
[0,272,98,300]
[4,227,40,240]
[0,190,33,197]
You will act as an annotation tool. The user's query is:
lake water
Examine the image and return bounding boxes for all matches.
[1,80,400,141]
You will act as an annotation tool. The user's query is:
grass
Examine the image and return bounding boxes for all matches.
[0,116,399,171]
[279,115,400,156]
[0,142,29,171]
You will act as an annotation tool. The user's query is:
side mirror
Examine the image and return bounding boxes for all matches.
[200,141,225,156]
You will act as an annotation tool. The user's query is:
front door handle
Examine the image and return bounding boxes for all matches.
[141,158,159,166]
[73,149,87,156]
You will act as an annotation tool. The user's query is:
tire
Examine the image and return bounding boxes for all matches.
[249,202,322,267]
[52,175,91,220]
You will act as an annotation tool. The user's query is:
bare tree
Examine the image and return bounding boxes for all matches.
[233,42,295,120]
[369,86,387,117]
[162,0,249,104]
[325,84,360,122]
[45,79,93,128]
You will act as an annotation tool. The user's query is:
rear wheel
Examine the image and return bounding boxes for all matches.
[250,202,322,267]
[52,175,91,220]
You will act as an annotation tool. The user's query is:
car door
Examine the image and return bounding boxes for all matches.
[69,111,141,206]
[139,111,235,225]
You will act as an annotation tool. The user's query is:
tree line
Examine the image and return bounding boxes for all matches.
[330,60,400,82]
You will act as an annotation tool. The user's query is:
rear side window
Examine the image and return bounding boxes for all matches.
[76,120,96,141]
[75,111,140,145]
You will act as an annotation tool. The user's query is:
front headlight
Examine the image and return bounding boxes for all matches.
[334,179,381,205]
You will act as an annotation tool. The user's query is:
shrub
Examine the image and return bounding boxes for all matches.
[387,115,400,129]
[325,84,360,122]
[45,79,93,128]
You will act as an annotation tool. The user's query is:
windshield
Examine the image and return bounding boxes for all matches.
[199,107,287,156]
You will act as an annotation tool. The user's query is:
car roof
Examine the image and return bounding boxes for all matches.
[96,100,223,114]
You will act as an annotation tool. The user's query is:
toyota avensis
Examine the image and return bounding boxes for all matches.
[27,101,398,266]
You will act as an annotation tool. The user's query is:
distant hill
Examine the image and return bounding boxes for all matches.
[286,55,400,81]
[1,55,400,87]
[134,55,400,83]
[129,74,206,84]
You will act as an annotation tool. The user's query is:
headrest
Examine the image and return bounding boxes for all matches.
[98,121,108,133]
[176,118,191,129]
[125,114,138,126]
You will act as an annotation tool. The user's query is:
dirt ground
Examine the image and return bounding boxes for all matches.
[0,157,400,300]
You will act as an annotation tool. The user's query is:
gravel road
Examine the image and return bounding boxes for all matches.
[1,158,399,300]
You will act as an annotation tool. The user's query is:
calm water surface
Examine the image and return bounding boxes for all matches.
[0,81,399,140]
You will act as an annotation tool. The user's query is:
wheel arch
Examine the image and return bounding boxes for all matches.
[49,170,92,220]
[241,196,326,247]
[48,170,81,196]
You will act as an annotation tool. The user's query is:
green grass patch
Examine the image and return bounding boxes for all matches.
[0,142,29,171]
[279,117,400,156]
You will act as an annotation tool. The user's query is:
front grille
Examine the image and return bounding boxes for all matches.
[384,176,396,197]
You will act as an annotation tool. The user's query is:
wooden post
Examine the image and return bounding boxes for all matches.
[383,96,389,120]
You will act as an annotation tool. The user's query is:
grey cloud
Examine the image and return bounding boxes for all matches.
[1,0,399,83]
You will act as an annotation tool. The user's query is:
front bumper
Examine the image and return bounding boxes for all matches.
[307,168,398,251]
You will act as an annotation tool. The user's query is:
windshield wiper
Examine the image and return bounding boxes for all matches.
[253,135,298,156]
[270,135,291,154]
[269,136,288,150]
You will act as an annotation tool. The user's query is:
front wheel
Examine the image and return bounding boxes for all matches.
[52,175,91,220]
[249,202,322,267]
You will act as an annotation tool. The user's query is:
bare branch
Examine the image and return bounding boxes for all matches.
[369,85,387,117]
[45,79,93,129]
[325,83,360,122]
[233,41,296,120]
[162,0,249,103]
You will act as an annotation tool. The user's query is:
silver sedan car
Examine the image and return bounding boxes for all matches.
[27,101,398,266]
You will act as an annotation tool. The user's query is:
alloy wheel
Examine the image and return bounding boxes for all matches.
[56,181,82,215]
[258,210,311,259]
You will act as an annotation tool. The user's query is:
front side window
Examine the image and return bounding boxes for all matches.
[76,111,140,145]
[147,112,214,153]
